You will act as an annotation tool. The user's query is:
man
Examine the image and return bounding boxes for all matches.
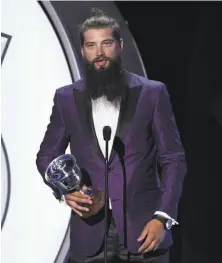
[36,8,187,263]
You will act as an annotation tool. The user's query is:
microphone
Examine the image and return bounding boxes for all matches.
[103,126,111,263]
[103,126,111,141]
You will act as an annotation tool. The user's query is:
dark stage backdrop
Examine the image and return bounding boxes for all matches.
[115,2,222,263]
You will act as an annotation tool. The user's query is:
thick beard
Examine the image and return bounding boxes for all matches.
[83,56,127,105]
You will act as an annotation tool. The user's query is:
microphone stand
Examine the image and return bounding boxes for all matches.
[103,126,111,263]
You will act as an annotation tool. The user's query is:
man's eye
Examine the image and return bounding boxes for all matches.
[104,41,113,45]
[87,44,94,48]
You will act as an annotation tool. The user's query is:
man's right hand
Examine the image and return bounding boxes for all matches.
[64,189,93,217]
[64,185,105,218]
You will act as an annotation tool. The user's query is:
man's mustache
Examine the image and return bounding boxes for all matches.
[92,56,110,63]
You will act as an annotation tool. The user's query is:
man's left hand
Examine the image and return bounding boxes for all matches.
[137,219,166,254]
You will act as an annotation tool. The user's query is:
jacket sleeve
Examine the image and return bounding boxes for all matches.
[152,84,187,219]
[36,89,69,198]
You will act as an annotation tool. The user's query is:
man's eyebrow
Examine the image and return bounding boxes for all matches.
[85,41,95,45]
[85,38,114,44]
[103,38,114,42]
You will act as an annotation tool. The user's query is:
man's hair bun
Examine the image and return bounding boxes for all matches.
[91,8,106,17]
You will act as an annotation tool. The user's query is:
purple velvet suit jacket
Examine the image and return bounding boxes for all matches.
[36,71,187,261]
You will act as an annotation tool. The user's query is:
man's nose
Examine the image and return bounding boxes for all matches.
[96,45,105,56]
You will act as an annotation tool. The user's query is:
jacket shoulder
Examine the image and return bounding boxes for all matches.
[56,78,84,95]
[127,72,166,90]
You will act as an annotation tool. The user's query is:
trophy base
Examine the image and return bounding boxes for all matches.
[79,186,93,196]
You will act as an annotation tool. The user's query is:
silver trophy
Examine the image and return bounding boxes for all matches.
[45,154,93,196]
[45,154,105,217]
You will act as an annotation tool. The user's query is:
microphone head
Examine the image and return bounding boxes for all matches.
[103,126,111,141]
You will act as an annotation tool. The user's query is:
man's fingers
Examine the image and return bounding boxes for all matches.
[71,191,90,198]
[68,191,90,198]
[65,195,92,204]
[75,203,90,212]
[153,242,160,251]
[143,240,159,253]
[137,229,147,242]
[67,200,90,212]
[71,196,92,204]
[72,208,83,217]
[138,233,155,253]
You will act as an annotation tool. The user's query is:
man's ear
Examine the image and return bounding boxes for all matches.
[81,47,84,57]
[120,38,123,51]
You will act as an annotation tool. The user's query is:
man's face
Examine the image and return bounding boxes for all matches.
[81,27,123,70]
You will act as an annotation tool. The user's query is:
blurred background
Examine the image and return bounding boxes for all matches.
[1,1,222,263]
[115,2,222,263]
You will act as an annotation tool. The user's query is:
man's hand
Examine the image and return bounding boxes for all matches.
[64,185,105,218]
[137,219,166,254]
[64,187,92,217]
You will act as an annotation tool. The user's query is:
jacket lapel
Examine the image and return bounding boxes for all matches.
[108,85,142,164]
